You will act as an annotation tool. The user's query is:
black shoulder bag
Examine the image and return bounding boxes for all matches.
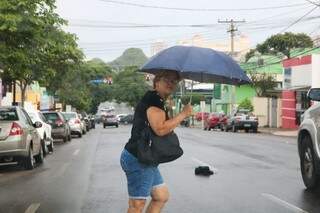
[137,122,183,165]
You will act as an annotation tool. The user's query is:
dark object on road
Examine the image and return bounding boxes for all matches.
[195,166,214,176]
[140,45,251,85]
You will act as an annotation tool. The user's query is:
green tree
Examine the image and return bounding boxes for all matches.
[244,49,256,62]
[112,66,149,107]
[256,32,313,59]
[0,0,83,106]
[238,98,254,112]
[249,71,277,97]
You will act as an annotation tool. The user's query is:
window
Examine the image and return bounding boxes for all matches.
[21,109,34,126]
[0,108,18,121]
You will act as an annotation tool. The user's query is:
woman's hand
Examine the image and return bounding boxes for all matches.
[181,104,193,118]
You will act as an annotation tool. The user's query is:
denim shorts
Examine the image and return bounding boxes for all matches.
[120,149,164,199]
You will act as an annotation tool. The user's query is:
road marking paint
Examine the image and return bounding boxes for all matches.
[261,193,309,213]
[73,149,80,156]
[25,203,40,213]
[191,157,218,174]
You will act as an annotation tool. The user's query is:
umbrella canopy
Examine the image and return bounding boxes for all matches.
[140,45,251,85]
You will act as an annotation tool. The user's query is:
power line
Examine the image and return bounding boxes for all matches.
[69,23,220,29]
[280,6,318,33]
[99,0,308,12]
[305,0,320,6]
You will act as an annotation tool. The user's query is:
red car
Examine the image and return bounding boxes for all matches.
[195,112,210,121]
[204,113,227,131]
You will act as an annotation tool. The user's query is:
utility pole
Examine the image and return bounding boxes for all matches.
[218,19,245,115]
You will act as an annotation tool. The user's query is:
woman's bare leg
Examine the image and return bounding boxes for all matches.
[146,185,169,213]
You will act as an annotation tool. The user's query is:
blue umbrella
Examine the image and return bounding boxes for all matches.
[140,45,251,85]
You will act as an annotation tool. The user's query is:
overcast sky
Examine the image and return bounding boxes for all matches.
[56,0,319,62]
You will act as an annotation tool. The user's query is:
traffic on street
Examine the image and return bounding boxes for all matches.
[2,0,320,212]
[0,124,319,212]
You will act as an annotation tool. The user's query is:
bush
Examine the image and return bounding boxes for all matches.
[238,98,254,112]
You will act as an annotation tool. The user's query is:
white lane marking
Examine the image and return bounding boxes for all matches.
[25,203,40,213]
[261,193,309,213]
[73,149,80,156]
[191,157,218,174]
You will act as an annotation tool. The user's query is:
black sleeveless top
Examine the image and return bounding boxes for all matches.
[124,90,166,158]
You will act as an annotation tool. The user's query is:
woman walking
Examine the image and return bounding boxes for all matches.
[120,70,193,213]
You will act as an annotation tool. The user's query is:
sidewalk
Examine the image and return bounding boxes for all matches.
[259,127,298,137]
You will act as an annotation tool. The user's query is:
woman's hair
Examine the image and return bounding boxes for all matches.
[153,70,181,88]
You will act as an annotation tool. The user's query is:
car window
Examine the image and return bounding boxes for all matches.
[21,109,34,126]
[27,112,37,123]
[63,113,77,120]
[43,113,59,121]
[38,112,48,123]
[0,108,19,121]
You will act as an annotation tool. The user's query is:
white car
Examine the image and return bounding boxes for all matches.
[116,114,127,122]
[27,111,54,155]
[62,112,82,138]
[297,88,320,190]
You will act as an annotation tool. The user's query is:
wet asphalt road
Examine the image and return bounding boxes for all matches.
[0,124,320,213]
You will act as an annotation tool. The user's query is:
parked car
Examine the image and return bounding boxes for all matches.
[88,115,95,129]
[61,112,82,138]
[119,114,134,124]
[297,88,320,190]
[180,117,190,127]
[102,114,119,128]
[42,111,71,142]
[27,110,54,155]
[223,109,258,133]
[204,112,227,131]
[81,112,91,131]
[195,112,210,121]
[0,106,44,170]
[116,114,127,122]
[78,113,87,135]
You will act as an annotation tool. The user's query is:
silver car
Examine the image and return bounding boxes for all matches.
[298,88,320,190]
[62,112,82,138]
[0,106,44,170]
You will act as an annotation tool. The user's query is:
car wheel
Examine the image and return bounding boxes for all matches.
[116,124,119,128]
[245,129,249,133]
[24,146,35,170]
[232,124,237,133]
[103,125,106,128]
[300,135,320,190]
[41,139,48,157]
[63,135,68,143]
[48,140,54,153]
[35,144,44,164]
